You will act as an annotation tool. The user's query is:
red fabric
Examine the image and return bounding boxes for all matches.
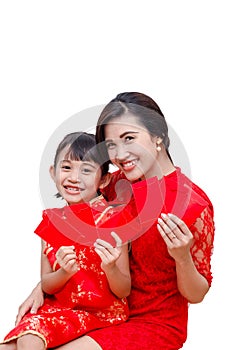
[2,197,129,348]
[88,168,215,350]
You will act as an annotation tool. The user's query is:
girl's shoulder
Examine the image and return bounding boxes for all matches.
[101,170,127,201]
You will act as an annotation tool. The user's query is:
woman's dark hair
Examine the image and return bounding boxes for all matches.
[54,131,109,176]
[96,92,173,162]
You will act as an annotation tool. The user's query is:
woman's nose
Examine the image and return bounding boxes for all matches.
[114,144,129,161]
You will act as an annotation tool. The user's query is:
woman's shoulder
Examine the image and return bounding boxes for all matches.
[177,168,214,215]
[164,167,214,227]
[182,171,213,208]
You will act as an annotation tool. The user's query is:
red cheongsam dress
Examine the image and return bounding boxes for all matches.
[1,196,129,348]
[88,168,215,350]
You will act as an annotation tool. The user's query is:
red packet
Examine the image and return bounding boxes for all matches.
[35,177,170,248]
[162,172,209,227]
[131,176,166,230]
[35,203,98,248]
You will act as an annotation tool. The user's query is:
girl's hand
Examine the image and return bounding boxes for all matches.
[55,246,79,275]
[157,213,194,263]
[94,232,122,272]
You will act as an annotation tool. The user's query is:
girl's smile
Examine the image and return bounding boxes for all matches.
[50,147,102,205]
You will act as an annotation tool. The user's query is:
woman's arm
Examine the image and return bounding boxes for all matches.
[157,211,213,303]
[175,253,209,303]
[41,241,79,295]
[94,232,131,298]
[15,281,44,325]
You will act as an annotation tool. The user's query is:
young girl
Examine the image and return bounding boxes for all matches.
[0,132,130,350]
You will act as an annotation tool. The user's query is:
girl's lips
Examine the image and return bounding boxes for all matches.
[64,186,84,194]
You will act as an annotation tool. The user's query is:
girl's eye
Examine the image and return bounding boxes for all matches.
[81,168,92,174]
[61,165,71,170]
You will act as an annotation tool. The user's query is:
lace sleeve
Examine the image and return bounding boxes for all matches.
[190,206,215,286]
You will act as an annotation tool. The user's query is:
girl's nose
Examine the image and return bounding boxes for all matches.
[68,169,80,182]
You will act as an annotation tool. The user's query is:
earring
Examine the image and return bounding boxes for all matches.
[156,138,162,152]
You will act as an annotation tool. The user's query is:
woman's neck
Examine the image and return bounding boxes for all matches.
[155,152,176,179]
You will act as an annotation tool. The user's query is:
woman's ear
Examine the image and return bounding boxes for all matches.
[152,136,162,144]
[99,172,112,189]
[49,165,55,181]
[157,137,163,144]
[152,136,163,152]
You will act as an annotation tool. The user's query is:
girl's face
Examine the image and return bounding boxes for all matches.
[50,147,102,205]
[105,114,160,181]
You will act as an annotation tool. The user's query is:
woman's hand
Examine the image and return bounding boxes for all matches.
[55,246,79,275]
[94,232,122,272]
[157,213,194,263]
[15,282,44,325]
[157,212,209,303]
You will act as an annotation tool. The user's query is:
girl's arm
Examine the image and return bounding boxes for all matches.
[157,210,214,303]
[41,240,79,295]
[94,232,131,298]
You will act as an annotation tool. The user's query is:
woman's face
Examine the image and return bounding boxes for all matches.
[104,113,160,181]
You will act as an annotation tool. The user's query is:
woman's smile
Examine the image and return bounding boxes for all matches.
[105,114,160,181]
[119,159,138,171]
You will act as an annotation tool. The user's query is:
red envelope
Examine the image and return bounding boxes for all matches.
[35,174,208,248]
[34,177,165,247]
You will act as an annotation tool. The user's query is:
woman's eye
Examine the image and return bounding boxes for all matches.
[106,142,116,149]
[125,135,134,142]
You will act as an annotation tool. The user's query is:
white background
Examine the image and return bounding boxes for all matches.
[0,1,231,348]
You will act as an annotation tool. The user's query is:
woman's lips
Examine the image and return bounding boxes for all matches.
[120,160,138,171]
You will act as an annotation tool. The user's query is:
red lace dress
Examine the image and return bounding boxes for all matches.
[1,196,129,348]
[88,168,215,350]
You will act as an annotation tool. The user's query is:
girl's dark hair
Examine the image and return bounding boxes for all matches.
[96,92,173,163]
[54,132,109,176]
[54,132,109,198]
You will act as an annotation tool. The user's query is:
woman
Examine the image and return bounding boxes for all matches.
[15,92,215,349]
